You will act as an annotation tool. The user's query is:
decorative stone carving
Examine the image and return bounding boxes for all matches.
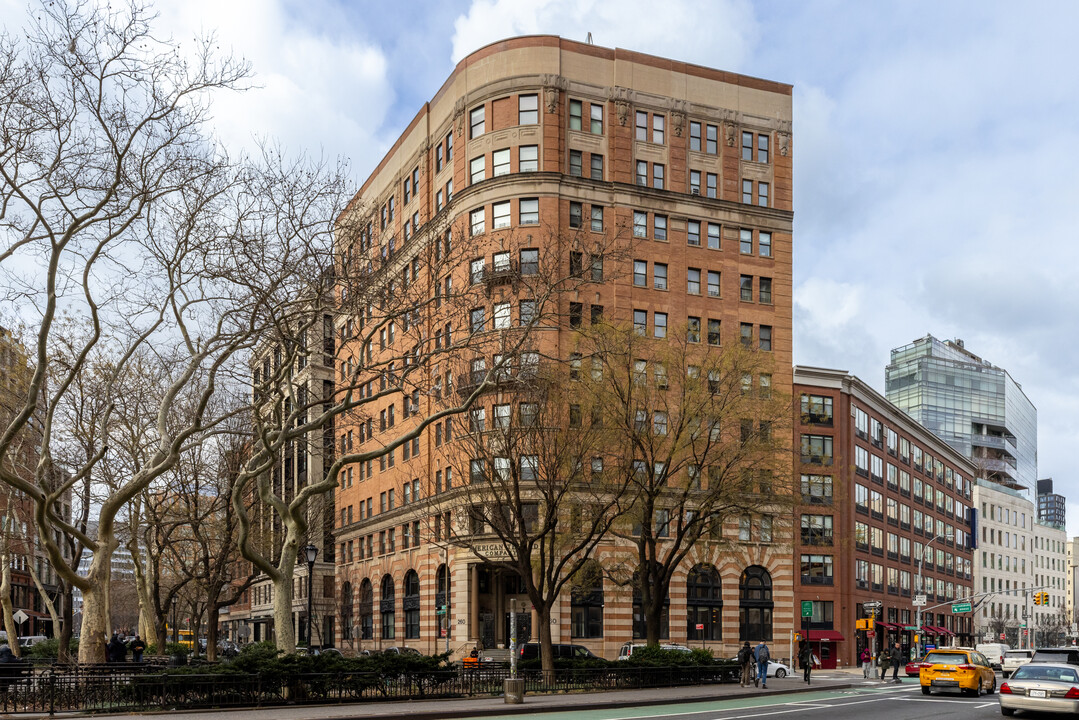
[541,74,565,113]
[671,111,686,138]
[724,122,736,147]
[778,132,790,157]
[608,86,632,126]
[453,97,466,137]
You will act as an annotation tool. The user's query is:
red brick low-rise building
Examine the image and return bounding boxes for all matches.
[794,366,976,668]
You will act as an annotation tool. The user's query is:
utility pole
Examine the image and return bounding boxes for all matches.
[916,532,952,658]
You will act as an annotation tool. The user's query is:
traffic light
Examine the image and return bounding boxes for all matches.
[1041,591,1050,605]
[1034,593,1041,606]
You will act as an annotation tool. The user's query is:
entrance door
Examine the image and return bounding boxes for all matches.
[817,642,836,669]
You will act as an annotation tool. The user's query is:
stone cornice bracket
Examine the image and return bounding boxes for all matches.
[669,99,687,137]
[777,120,792,156]
[722,108,738,146]
[608,86,632,126]
[453,97,466,137]
[724,122,736,147]
[541,74,566,114]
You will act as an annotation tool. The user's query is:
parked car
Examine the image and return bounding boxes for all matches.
[382,646,420,656]
[726,655,791,679]
[906,655,927,677]
[999,662,1079,716]
[17,636,47,649]
[1002,649,1034,678]
[618,643,692,660]
[519,643,597,661]
[920,648,997,697]
[1031,647,1079,666]
[976,643,1011,671]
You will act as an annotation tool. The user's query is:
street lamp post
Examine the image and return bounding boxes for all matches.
[916,532,953,658]
[303,544,319,649]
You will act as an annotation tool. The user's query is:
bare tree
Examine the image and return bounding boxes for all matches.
[436,358,632,672]
[0,0,357,661]
[579,323,792,646]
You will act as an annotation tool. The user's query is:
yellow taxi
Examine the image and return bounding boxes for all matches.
[920,647,997,697]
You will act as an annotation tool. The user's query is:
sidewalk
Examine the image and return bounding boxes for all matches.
[19,676,854,720]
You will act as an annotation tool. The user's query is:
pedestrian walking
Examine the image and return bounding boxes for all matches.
[753,640,771,689]
[130,635,146,663]
[737,641,753,687]
[860,647,871,678]
[890,642,903,683]
[877,648,890,680]
[798,642,813,685]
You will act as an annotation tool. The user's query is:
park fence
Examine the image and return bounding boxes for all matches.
[0,663,739,714]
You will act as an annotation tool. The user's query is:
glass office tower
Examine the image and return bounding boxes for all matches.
[886,335,1037,492]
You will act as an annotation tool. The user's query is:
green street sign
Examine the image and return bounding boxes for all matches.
[801,601,813,618]
[904,626,919,631]
[951,602,972,613]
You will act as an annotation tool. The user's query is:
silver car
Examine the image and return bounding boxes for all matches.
[1000,662,1079,716]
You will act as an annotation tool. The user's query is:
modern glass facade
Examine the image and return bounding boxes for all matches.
[886,336,1037,492]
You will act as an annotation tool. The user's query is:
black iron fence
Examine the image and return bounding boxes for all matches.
[0,663,740,714]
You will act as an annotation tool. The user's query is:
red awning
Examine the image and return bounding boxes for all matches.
[875,621,899,630]
[937,628,956,637]
[806,630,845,642]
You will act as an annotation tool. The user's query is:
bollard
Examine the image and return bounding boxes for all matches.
[503,677,525,704]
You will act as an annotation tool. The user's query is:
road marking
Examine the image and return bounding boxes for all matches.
[975,702,997,708]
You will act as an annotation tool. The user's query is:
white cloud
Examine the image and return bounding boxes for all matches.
[451,0,758,71]
[156,0,393,172]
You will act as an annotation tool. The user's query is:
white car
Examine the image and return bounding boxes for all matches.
[730,656,791,678]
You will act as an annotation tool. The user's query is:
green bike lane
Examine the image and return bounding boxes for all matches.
[464,682,926,720]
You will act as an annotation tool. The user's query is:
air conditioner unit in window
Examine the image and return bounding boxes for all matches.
[691,188,700,195]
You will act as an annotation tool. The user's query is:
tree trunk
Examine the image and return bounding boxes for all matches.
[537,604,554,674]
[58,581,73,664]
[205,599,219,662]
[0,553,20,657]
[645,603,663,647]
[130,541,159,650]
[25,559,60,640]
[272,569,296,652]
[77,552,113,663]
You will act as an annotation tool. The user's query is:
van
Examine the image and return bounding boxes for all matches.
[18,636,47,648]
[518,643,598,661]
[975,643,1010,670]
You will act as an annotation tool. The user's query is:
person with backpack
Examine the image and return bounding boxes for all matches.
[737,641,753,687]
[877,647,890,680]
[860,646,872,678]
[753,640,771,689]
[889,642,904,683]
[129,635,146,663]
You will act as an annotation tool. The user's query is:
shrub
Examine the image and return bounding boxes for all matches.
[26,637,79,659]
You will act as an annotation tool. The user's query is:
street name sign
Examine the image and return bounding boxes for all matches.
[951,602,972,613]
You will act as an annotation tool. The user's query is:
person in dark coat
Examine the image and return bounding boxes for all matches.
[798,642,813,684]
[0,645,16,663]
[129,635,146,662]
[889,642,904,682]
[107,634,126,663]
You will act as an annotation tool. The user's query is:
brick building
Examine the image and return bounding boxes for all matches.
[332,36,795,659]
[794,366,976,668]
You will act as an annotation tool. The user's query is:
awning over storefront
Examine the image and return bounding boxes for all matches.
[875,621,899,630]
[806,630,845,642]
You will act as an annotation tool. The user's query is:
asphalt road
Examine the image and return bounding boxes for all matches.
[464,679,1006,720]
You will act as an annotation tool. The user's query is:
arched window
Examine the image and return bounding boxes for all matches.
[632,566,669,640]
[404,570,420,639]
[570,560,603,639]
[359,579,374,640]
[436,564,451,640]
[380,574,396,640]
[341,582,354,641]
[687,564,722,641]
[739,565,773,641]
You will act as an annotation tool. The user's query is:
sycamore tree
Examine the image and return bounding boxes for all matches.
[580,323,792,646]
[0,0,352,661]
[230,216,620,652]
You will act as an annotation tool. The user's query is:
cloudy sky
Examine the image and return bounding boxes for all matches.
[4,0,1077,530]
